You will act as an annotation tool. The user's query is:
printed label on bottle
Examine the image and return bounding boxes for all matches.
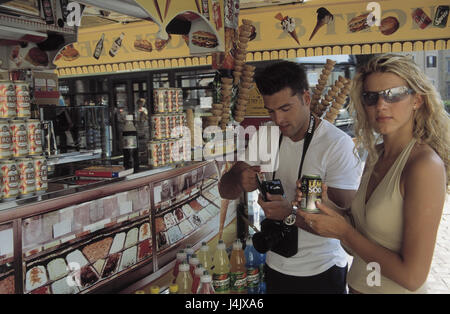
[123,135,137,149]
[246,267,260,288]
[212,273,230,293]
[230,271,247,293]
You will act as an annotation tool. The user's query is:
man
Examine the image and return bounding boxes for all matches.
[219,61,362,293]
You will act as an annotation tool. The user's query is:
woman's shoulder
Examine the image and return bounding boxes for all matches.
[404,141,445,180]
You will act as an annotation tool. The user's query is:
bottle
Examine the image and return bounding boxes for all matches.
[122,115,139,173]
[134,290,145,294]
[175,262,193,294]
[258,252,266,294]
[93,33,105,59]
[109,32,124,57]
[185,244,194,263]
[86,109,95,150]
[41,0,55,25]
[191,263,205,294]
[211,240,230,294]
[229,239,247,294]
[245,237,260,294]
[169,283,178,294]
[197,271,215,294]
[150,285,160,294]
[197,241,213,271]
[78,112,87,149]
[172,250,187,282]
[189,254,200,278]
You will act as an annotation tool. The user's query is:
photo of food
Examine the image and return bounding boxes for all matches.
[379,16,399,35]
[134,39,153,52]
[348,13,372,32]
[191,30,219,48]
[309,7,334,41]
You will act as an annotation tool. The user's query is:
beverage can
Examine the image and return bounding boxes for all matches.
[153,89,166,114]
[14,81,31,119]
[26,119,42,155]
[32,155,48,194]
[0,120,12,159]
[148,141,161,168]
[0,80,17,119]
[150,114,164,140]
[10,120,28,157]
[433,5,449,28]
[0,159,19,200]
[166,89,173,113]
[17,157,35,197]
[300,175,322,213]
[412,8,432,29]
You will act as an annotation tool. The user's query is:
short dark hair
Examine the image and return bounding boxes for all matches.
[255,61,309,97]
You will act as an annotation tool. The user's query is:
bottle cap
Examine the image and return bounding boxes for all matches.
[190,256,199,265]
[200,274,212,283]
[179,263,190,272]
[169,284,178,293]
[200,243,209,251]
[150,285,160,294]
[134,290,145,294]
[195,265,205,276]
[246,236,253,246]
[233,239,242,250]
[176,251,187,260]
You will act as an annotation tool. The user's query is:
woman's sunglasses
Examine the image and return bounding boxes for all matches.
[362,86,414,106]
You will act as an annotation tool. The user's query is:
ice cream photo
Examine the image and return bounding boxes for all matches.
[309,7,334,40]
[275,13,300,45]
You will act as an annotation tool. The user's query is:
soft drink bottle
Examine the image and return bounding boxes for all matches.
[212,240,230,294]
[149,285,160,294]
[259,252,266,294]
[191,263,205,294]
[197,271,215,294]
[230,239,247,294]
[189,254,200,278]
[245,237,260,294]
[172,250,187,283]
[175,262,193,294]
[197,241,213,271]
[185,244,194,263]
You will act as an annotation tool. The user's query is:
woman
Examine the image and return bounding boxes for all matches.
[295,54,449,293]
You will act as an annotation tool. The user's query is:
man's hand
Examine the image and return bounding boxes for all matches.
[240,165,261,192]
[257,193,291,221]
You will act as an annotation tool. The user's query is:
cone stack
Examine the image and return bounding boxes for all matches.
[311,59,336,115]
[324,77,352,123]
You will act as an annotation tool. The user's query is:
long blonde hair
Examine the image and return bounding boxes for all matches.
[349,53,450,184]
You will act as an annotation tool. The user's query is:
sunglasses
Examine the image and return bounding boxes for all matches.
[362,86,414,106]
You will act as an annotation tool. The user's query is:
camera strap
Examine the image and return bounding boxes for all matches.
[273,114,316,181]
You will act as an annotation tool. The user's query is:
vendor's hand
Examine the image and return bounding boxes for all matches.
[257,193,291,221]
[296,201,350,240]
[240,165,261,192]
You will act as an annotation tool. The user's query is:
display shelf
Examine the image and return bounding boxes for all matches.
[46,150,102,166]
[0,13,76,36]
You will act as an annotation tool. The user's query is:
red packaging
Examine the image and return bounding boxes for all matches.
[412,8,432,29]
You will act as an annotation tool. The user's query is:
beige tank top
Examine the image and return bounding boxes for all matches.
[347,138,427,293]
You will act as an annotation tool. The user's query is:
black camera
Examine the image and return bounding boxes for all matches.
[253,175,298,258]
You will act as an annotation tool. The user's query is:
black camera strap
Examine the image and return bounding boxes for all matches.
[273,114,316,181]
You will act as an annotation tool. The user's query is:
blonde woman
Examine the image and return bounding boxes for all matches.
[296,53,449,293]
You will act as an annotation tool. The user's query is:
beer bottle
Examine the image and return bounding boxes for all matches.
[93,33,105,59]
[109,32,124,57]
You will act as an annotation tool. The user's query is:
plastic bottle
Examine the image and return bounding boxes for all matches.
[185,244,194,263]
[245,237,260,294]
[150,285,160,294]
[230,239,247,294]
[122,115,139,173]
[169,283,178,294]
[211,240,230,294]
[172,250,187,282]
[197,241,213,271]
[191,263,205,294]
[197,270,215,294]
[189,254,200,278]
[259,252,266,294]
[175,262,193,294]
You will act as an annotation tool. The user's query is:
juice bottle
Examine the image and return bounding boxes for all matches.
[191,263,205,294]
[185,244,194,263]
[172,250,187,283]
[244,236,260,294]
[189,254,200,278]
[197,271,215,294]
[212,240,230,294]
[230,239,247,294]
[169,283,178,294]
[175,262,193,294]
[149,285,160,294]
[259,252,266,294]
[197,241,213,271]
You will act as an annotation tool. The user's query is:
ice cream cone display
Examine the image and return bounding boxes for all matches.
[311,59,336,114]
[309,7,334,41]
[324,77,352,123]
[276,13,300,45]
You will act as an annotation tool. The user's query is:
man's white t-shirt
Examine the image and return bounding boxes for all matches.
[243,119,362,276]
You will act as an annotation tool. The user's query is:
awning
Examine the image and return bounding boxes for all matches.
[55,0,450,76]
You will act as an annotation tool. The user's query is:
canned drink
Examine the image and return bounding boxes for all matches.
[300,175,322,213]
[163,114,170,139]
[176,89,183,111]
[151,114,164,140]
[433,5,449,27]
[10,120,28,157]
[0,80,17,119]
[14,81,31,119]
[153,89,166,114]
[17,157,35,197]
[0,120,12,159]
[160,140,169,166]
[166,89,173,113]
[0,159,19,200]
[412,8,432,29]
[148,141,161,168]
[32,155,48,194]
[26,119,43,155]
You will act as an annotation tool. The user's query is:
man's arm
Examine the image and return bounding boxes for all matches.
[218,162,260,200]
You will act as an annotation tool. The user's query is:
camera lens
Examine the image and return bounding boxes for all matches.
[252,231,271,253]
[252,219,284,254]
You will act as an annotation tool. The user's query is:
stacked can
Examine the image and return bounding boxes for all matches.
[0,80,47,201]
[148,88,187,168]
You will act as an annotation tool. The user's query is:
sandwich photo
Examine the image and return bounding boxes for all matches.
[191,30,218,48]
[348,13,371,32]
[155,34,171,51]
[134,39,153,52]
[60,44,80,61]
